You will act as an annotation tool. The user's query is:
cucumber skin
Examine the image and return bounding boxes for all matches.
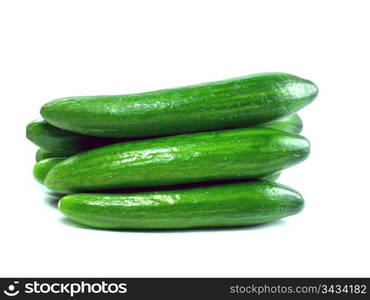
[262,172,281,181]
[33,154,278,184]
[41,73,317,138]
[260,114,303,134]
[32,114,302,160]
[36,149,69,162]
[33,158,65,184]
[59,181,304,229]
[45,127,309,194]
[27,119,122,153]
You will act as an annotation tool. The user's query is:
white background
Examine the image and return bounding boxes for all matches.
[1,0,369,277]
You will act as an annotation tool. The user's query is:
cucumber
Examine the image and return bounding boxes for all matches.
[33,158,65,184]
[35,155,279,183]
[41,73,318,138]
[36,149,69,162]
[58,181,304,229]
[31,114,302,160]
[45,127,309,194]
[262,172,281,181]
[260,114,303,134]
[27,119,122,153]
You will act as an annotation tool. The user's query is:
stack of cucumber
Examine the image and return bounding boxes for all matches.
[27,73,318,230]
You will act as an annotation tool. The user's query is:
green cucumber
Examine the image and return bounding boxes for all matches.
[36,149,69,162]
[41,73,318,138]
[262,172,281,181]
[31,114,302,160]
[33,158,65,184]
[27,119,122,153]
[35,155,279,183]
[260,114,303,134]
[45,127,309,194]
[58,181,304,229]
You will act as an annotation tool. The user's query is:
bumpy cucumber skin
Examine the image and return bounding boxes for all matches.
[260,114,303,134]
[36,149,69,162]
[33,158,65,184]
[45,127,309,194]
[27,119,122,153]
[41,73,318,138]
[58,181,304,229]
